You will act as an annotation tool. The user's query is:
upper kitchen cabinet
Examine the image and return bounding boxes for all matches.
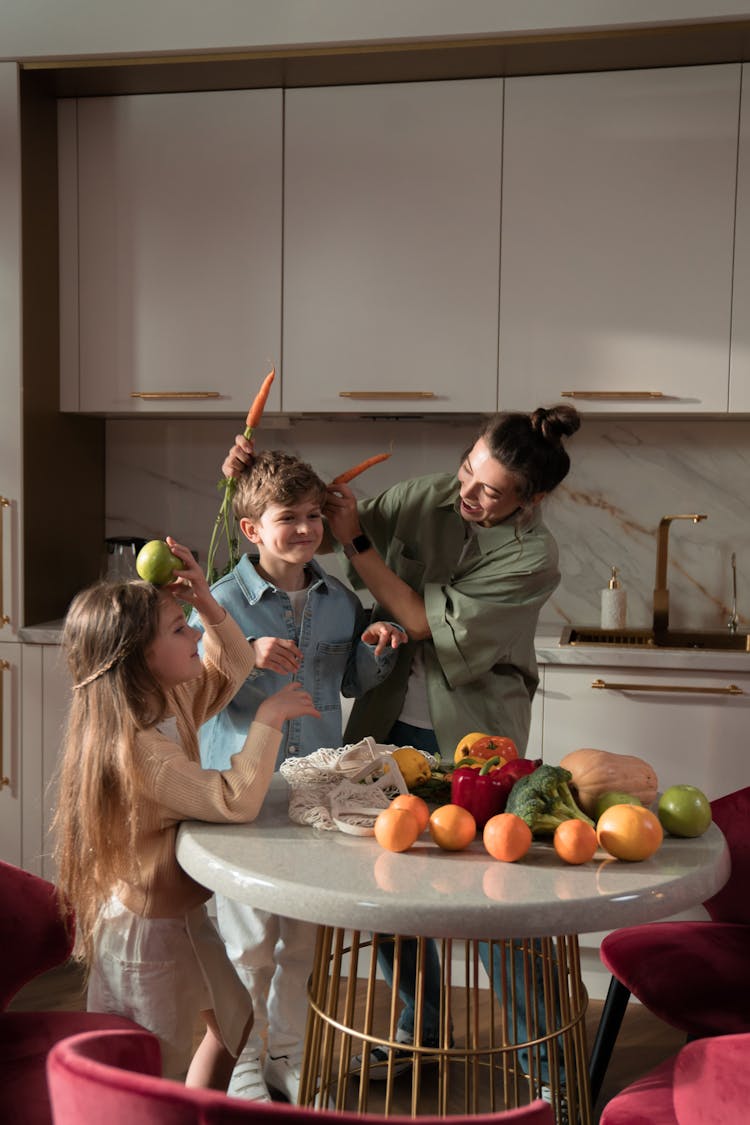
[730,63,750,412]
[283,80,503,414]
[59,89,283,414]
[498,65,740,414]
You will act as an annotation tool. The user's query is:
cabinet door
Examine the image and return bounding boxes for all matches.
[541,665,750,800]
[283,80,502,414]
[60,90,283,414]
[499,65,739,414]
[0,644,22,866]
[0,63,21,638]
[730,63,750,411]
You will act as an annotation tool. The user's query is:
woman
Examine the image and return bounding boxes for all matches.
[221,404,580,1088]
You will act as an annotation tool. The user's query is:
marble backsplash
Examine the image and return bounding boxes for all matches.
[106,415,750,634]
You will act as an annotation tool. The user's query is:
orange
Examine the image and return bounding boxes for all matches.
[428,803,477,851]
[596,804,663,862]
[553,819,598,865]
[483,813,532,862]
[390,793,430,834]
[374,807,420,853]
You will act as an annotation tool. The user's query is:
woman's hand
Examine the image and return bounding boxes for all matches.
[324,480,363,545]
[362,621,409,654]
[255,681,320,730]
[222,433,255,479]
[251,636,303,675]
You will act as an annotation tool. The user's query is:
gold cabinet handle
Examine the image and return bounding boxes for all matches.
[591,677,744,696]
[130,391,221,400]
[561,391,668,400]
[338,391,436,400]
[1,658,10,788]
[0,497,10,627]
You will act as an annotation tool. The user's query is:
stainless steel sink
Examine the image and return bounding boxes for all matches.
[559,625,750,651]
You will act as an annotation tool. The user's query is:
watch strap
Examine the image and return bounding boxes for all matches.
[343,533,372,559]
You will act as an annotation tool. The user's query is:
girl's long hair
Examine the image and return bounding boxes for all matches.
[52,580,168,968]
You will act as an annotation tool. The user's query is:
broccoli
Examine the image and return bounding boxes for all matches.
[505,764,595,836]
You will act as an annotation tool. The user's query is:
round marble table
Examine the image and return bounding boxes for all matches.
[177,776,729,1122]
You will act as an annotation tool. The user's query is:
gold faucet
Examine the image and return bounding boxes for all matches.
[653,514,708,635]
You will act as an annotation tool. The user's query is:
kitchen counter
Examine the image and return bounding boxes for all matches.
[19,619,750,671]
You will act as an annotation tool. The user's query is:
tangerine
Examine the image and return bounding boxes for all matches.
[553,819,598,865]
[428,803,477,851]
[390,793,430,834]
[482,813,532,862]
[373,806,420,853]
[596,804,663,862]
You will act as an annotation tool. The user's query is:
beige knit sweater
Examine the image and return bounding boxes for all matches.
[116,611,281,918]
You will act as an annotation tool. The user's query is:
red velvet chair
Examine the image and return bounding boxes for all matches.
[599,1031,750,1124]
[0,859,144,1125]
[47,1028,556,1124]
[589,786,750,1103]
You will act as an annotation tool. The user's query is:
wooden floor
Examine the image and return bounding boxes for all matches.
[11,961,685,1122]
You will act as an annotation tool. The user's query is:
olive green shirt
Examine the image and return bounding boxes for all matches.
[339,473,559,758]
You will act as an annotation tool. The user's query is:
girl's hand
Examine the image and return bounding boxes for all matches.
[255,681,320,730]
[362,621,409,655]
[324,481,362,545]
[163,537,225,625]
[222,433,255,479]
[251,636,303,675]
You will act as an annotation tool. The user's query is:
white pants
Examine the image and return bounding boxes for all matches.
[216,895,315,1059]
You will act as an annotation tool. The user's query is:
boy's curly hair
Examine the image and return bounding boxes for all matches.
[232,449,327,521]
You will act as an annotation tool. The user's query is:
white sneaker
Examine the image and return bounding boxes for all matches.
[227,1045,272,1101]
[540,1084,569,1125]
[264,1052,302,1103]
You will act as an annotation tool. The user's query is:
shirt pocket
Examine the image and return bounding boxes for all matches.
[313,641,351,712]
[389,536,426,588]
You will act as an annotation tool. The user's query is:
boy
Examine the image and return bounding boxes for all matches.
[192,450,406,1102]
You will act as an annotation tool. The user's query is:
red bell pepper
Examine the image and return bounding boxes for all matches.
[450,757,515,830]
[498,758,542,785]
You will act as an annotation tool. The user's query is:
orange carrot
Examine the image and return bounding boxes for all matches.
[244,367,276,434]
[332,452,391,485]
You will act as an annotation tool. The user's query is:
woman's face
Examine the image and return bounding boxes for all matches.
[457,438,527,527]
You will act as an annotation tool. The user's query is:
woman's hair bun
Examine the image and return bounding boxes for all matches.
[531,404,581,446]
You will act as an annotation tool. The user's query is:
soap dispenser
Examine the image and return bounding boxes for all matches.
[601,566,627,629]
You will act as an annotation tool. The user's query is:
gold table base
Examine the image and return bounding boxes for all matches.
[300,929,591,1123]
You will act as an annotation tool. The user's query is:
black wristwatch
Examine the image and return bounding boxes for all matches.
[343,533,372,559]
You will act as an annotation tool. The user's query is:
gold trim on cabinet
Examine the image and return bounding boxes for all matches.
[591,678,744,696]
[561,391,667,400]
[338,391,436,400]
[0,497,10,628]
[0,659,10,788]
[130,391,221,400]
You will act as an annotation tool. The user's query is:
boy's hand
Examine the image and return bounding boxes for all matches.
[222,433,255,479]
[362,621,409,655]
[251,636,303,675]
[255,681,320,730]
[162,537,225,625]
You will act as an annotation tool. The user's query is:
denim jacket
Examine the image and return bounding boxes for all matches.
[192,554,400,770]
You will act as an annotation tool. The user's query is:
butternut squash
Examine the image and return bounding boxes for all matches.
[559,748,658,816]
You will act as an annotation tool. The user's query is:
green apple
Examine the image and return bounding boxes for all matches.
[594,791,643,821]
[657,785,712,838]
[135,540,182,586]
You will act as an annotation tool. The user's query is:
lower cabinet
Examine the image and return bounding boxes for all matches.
[540,664,749,799]
[537,662,747,997]
[0,642,22,867]
[0,643,71,878]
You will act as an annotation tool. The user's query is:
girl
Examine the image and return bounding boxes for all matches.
[53,537,319,1091]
